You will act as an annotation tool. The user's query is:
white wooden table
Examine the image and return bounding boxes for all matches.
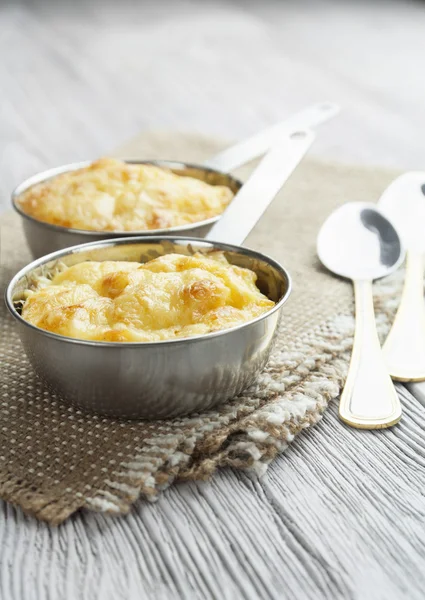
[1,1,425,598]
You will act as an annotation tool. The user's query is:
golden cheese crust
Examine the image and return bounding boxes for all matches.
[22,252,275,342]
[17,158,234,231]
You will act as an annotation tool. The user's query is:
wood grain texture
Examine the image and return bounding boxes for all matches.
[1,0,425,598]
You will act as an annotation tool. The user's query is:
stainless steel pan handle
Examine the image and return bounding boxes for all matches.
[206,129,315,246]
[202,102,338,173]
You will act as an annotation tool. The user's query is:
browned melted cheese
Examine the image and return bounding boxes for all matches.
[17,158,234,231]
[22,252,275,342]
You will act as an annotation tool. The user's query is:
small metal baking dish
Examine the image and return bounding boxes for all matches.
[11,103,339,259]
[12,160,242,259]
[6,237,291,419]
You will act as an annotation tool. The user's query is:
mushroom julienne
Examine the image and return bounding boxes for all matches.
[21,252,275,342]
[17,158,235,232]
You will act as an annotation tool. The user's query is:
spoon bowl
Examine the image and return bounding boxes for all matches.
[317,203,403,281]
[379,172,425,253]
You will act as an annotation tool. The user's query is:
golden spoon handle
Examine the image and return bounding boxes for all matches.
[383,251,425,381]
[339,280,402,429]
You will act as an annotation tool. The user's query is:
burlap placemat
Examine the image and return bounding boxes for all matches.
[0,132,403,524]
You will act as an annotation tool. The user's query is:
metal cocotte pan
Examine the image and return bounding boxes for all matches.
[11,103,338,258]
[6,130,314,419]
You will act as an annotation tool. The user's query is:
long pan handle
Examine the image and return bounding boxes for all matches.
[206,129,315,246]
[202,102,338,173]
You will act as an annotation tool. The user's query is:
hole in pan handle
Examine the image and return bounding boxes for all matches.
[203,102,338,173]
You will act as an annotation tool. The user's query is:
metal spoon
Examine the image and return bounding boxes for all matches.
[378,173,425,381]
[317,202,405,429]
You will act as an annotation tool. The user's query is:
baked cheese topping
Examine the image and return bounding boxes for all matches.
[21,252,275,342]
[17,158,234,231]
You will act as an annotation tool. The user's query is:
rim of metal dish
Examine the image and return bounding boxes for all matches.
[5,236,292,348]
[11,159,243,237]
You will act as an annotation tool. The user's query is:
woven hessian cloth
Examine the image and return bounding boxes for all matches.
[0,132,402,523]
